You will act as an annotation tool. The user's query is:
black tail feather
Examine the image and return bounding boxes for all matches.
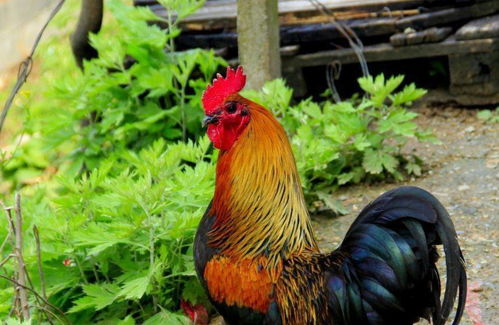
[327,186,467,325]
[400,187,466,325]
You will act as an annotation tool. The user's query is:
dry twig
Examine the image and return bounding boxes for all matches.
[0,199,20,318]
[1,197,65,323]
[0,274,69,324]
[14,193,30,320]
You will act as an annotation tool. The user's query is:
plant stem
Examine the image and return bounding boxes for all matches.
[166,6,187,141]
[74,254,89,284]
[180,88,187,142]
[91,261,100,282]
[167,7,176,52]
[33,226,47,300]
[137,199,155,270]
[14,193,30,320]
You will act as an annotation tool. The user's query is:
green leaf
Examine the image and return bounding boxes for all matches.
[477,108,499,123]
[359,74,404,107]
[182,277,208,305]
[241,78,293,115]
[68,283,120,313]
[477,109,492,120]
[392,83,426,106]
[158,0,205,21]
[362,149,398,174]
[353,134,371,151]
[316,191,349,215]
[302,102,322,119]
[415,129,441,144]
[136,67,174,97]
[119,275,150,300]
[405,160,422,176]
[380,152,399,173]
[296,124,314,141]
[363,149,383,174]
[143,311,191,325]
[324,124,348,143]
[378,108,418,136]
[384,75,405,95]
[337,172,354,185]
[116,316,136,325]
[327,101,356,113]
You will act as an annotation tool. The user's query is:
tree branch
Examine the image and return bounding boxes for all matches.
[70,0,104,69]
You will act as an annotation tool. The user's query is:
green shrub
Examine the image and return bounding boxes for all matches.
[244,75,436,213]
[43,0,224,174]
[0,1,438,322]
[1,73,436,322]
[0,138,215,323]
[1,0,222,323]
[1,0,224,191]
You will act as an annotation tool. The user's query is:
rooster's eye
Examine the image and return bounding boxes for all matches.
[226,102,237,113]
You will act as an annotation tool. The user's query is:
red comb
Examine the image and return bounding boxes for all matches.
[202,66,246,114]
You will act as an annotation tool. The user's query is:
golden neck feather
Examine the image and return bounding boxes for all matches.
[209,100,318,266]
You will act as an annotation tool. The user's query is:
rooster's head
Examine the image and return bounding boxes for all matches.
[202,66,251,151]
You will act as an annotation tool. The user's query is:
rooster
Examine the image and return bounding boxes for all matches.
[194,66,467,325]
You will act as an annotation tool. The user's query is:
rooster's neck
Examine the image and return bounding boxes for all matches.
[209,103,319,266]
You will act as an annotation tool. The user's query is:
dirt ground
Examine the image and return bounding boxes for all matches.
[312,105,498,325]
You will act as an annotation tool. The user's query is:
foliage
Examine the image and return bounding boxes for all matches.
[43,0,223,174]
[0,0,225,191]
[0,0,81,192]
[0,138,215,323]
[1,0,221,323]
[244,75,435,213]
[0,0,438,322]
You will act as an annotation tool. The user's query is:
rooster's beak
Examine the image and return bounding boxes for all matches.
[202,115,219,127]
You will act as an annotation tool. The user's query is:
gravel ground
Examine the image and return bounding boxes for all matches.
[313,106,498,325]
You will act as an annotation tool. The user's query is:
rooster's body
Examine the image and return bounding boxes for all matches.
[194,67,466,325]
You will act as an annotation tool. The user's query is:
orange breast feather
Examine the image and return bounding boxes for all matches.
[204,256,281,313]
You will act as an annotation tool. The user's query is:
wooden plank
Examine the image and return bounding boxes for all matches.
[176,17,398,49]
[395,1,499,30]
[144,0,427,25]
[280,9,419,26]
[390,27,452,46]
[180,11,408,32]
[281,17,397,43]
[176,32,238,50]
[455,14,499,40]
[284,37,499,67]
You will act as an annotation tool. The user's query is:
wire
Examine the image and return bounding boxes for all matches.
[309,0,370,77]
[0,0,66,137]
[326,61,342,103]
[308,0,371,100]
